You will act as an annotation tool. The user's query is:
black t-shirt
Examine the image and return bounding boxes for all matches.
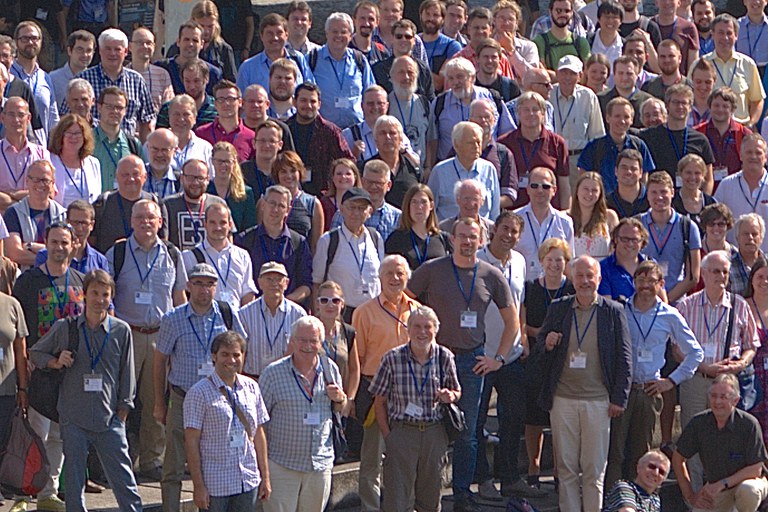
[523,278,575,331]
[606,188,650,219]
[671,190,717,228]
[476,76,522,103]
[212,0,254,52]
[639,125,715,181]
[620,18,662,48]
[384,229,451,270]
[366,152,422,210]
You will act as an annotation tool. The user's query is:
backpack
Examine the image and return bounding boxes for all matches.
[308,47,367,76]
[233,227,306,281]
[541,31,587,70]
[0,409,50,495]
[322,226,381,282]
[111,239,180,284]
[433,88,505,141]
[125,132,142,157]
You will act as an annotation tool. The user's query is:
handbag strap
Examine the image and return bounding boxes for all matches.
[212,379,253,438]
[722,294,737,361]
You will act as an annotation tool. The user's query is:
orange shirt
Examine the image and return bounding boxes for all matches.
[452,45,515,79]
[352,292,421,377]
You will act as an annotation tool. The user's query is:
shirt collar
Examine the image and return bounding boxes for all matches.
[148,163,178,181]
[379,291,412,309]
[341,222,367,239]
[186,301,218,319]
[571,295,599,309]
[257,223,291,240]
[260,296,287,315]
[78,313,111,332]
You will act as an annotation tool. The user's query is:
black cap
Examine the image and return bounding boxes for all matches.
[341,187,373,205]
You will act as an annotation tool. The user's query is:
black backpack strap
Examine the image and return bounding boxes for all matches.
[501,78,512,102]
[125,132,141,156]
[113,240,127,283]
[543,33,553,70]
[67,316,80,353]
[723,294,737,360]
[289,229,304,278]
[351,124,362,142]
[216,300,233,330]
[433,93,447,142]
[192,247,206,264]
[163,240,180,270]
[680,215,691,281]
[323,228,341,282]
[308,48,319,72]
[351,49,366,76]
[366,226,381,249]
[499,144,509,177]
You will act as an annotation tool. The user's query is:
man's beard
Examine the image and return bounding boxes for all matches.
[393,82,417,98]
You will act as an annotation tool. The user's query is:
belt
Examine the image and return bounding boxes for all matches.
[568,149,583,156]
[170,385,186,398]
[631,381,658,390]
[130,325,160,334]
[393,419,441,431]
[448,344,483,355]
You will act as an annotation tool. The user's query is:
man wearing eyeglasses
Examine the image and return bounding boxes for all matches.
[673,374,768,512]
[4,159,65,269]
[239,262,306,379]
[162,159,226,251]
[513,166,575,277]
[605,260,701,489]
[142,129,180,200]
[371,20,435,102]
[195,80,255,163]
[155,22,223,98]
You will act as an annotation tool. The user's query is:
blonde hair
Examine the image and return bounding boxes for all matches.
[191,0,223,44]
[538,238,572,263]
[212,142,246,202]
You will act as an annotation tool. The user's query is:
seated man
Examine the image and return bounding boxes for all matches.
[673,373,768,512]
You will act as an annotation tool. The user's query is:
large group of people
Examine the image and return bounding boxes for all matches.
[3,0,768,511]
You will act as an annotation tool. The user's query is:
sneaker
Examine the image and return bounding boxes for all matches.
[36,496,66,512]
[502,477,548,498]
[9,499,28,512]
[478,479,503,501]
[453,495,483,512]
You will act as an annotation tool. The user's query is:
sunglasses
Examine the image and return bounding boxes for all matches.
[646,462,667,477]
[395,33,414,40]
[529,182,553,190]
[318,297,343,305]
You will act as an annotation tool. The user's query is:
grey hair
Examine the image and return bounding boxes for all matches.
[442,56,476,77]
[569,254,601,277]
[451,121,483,148]
[373,115,404,139]
[265,184,293,202]
[98,28,129,48]
[291,316,325,338]
[735,213,766,240]
[148,128,179,149]
[379,254,412,279]
[453,178,487,202]
[406,305,440,332]
[325,12,354,33]
[469,98,497,121]
[244,83,268,97]
[712,373,740,398]
[67,78,94,98]
[641,97,667,117]
[701,249,732,271]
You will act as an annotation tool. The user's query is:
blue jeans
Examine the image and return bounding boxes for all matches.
[452,346,485,499]
[475,359,526,486]
[205,488,258,512]
[60,416,142,512]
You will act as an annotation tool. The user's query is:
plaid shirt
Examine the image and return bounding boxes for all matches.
[331,201,402,243]
[676,290,759,365]
[728,251,763,297]
[369,343,460,422]
[184,372,268,497]
[157,301,246,391]
[239,297,307,376]
[259,355,342,472]
[67,64,156,136]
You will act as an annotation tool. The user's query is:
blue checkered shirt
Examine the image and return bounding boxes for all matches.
[65,64,156,136]
[259,355,342,472]
[184,371,269,497]
[331,201,402,242]
[157,301,246,391]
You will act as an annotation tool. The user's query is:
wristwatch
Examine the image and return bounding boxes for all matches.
[494,354,506,365]
[722,479,729,490]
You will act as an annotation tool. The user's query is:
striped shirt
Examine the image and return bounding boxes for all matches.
[182,241,257,311]
[676,290,759,365]
[259,355,341,472]
[126,63,174,114]
[157,301,246,391]
[369,342,460,421]
[184,372,269,497]
[239,297,307,375]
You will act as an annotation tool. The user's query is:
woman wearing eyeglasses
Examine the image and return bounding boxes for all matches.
[569,172,618,261]
[522,238,574,489]
[603,450,670,512]
[315,280,359,419]
[208,141,257,232]
[49,114,102,207]
[693,203,736,294]
[267,151,324,252]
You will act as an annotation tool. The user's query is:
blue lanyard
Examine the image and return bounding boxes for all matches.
[377,296,410,328]
[101,139,119,170]
[201,241,232,285]
[260,301,287,351]
[342,230,368,275]
[713,59,737,88]
[187,305,219,354]
[1,141,30,189]
[452,160,470,180]
[62,159,86,199]
[223,381,240,428]
[556,93,576,132]
[702,294,728,342]
[128,239,161,286]
[525,211,554,250]
[116,195,132,237]
[630,301,660,345]
[394,95,414,130]
[82,318,111,371]
[451,257,477,310]
[329,55,348,89]
[44,265,70,317]
[291,362,321,403]
[543,277,566,307]
[407,352,433,396]
[146,165,173,198]
[666,127,687,161]
[706,125,733,164]
[647,214,677,257]
[747,21,765,57]
[700,36,715,55]
[518,138,541,171]
[259,233,288,263]
[738,174,766,212]
[410,230,430,265]
[572,306,597,350]
[13,63,39,96]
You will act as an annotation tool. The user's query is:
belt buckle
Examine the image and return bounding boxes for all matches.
[419,422,426,432]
